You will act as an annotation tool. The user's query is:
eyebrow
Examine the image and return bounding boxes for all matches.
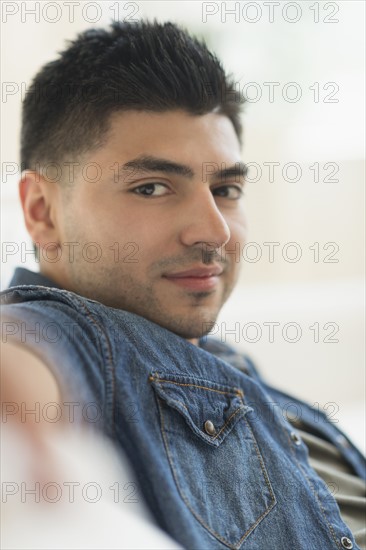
[117,155,248,183]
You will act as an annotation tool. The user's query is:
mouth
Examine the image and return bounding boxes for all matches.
[162,265,223,291]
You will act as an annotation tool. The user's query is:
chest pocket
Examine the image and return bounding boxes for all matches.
[149,372,276,549]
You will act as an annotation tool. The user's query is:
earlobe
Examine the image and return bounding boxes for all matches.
[19,171,61,250]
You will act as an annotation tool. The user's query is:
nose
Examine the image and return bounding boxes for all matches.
[179,189,231,250]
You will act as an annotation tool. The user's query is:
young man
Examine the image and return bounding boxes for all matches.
[1,20,365,550]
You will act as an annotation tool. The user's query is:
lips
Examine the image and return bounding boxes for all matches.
[163,266,223,278]
[162,265,223,291]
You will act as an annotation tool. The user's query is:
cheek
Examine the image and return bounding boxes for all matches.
[72,194,138,243]
[104,213,168,265]
[223,214,247,271]
[227,213,248,244]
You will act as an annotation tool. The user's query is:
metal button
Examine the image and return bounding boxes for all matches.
[204,420,216,436]
[341,536,353,549]
[336,435,350,448]
[290,431,302,446]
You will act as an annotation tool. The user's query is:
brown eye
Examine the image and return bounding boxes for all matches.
[213,185,244,200]
[132,183,170,197]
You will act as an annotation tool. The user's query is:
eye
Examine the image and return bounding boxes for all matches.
[212,185,244,200]
[131,183,170,197]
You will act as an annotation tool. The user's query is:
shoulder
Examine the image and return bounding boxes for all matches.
[1,285,117,417]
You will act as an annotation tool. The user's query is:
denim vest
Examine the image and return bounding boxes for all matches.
[2,268,365,550]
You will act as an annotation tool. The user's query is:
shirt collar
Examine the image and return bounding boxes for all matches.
[9,267,60,289]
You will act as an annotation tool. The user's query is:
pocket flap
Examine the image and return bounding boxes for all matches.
[149,372,252,446]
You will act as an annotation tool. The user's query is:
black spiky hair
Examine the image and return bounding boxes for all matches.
[21,19,245,171]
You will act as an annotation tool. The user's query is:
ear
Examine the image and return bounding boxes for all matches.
[19,171,61,253]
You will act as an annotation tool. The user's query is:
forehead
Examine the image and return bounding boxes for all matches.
[99,110,242,167]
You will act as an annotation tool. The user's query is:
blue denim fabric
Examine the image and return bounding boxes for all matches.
[2,267,365,549]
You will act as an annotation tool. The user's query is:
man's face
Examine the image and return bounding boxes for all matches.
[52,110,247,340]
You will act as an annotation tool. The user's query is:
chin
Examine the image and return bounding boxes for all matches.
[164,316,219,340]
